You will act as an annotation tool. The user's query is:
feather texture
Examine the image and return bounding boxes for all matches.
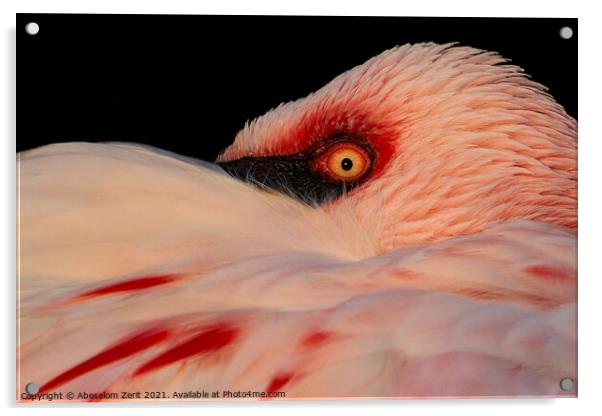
[18,142,576,399]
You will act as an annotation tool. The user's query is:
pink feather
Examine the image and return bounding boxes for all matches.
[17,43,576,400]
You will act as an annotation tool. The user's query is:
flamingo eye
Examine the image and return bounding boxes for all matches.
[220,138,375,204]
[314,142,371,181]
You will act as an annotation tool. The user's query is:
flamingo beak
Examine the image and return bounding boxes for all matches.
[218,155,348,205]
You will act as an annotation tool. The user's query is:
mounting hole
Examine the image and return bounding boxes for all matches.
[25,382,39,395]
[559,377,574,391]
[25,22,40,35]
[559,26,573,40]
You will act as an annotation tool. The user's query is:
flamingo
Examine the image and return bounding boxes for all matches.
[17,42,577,400]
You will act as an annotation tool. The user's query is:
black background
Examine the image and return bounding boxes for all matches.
[17,14,577,162]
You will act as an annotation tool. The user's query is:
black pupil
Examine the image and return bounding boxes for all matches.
[341,158,353,171]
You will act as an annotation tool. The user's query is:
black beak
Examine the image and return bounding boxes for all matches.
[217,155,348,205]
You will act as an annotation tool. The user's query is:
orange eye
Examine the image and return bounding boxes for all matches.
[315,142,371,181]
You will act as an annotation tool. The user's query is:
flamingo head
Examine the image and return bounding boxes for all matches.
[217,43,576,252]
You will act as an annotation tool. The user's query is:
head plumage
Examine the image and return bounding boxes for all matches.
[219,43,576,251]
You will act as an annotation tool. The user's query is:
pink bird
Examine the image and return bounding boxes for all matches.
[17,42,577,401]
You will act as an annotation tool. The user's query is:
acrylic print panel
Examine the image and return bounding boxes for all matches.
[17,14,577,402]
